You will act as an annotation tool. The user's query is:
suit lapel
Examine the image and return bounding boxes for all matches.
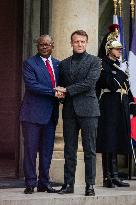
[65,56,74,82]
[51,57,59,85]
[34,54,52,87]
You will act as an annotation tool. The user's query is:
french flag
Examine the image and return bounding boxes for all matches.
[114,13,136,142]
[129,27,136,141]
[113,15,128,72]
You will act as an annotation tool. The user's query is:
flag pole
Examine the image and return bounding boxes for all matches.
[131,139,136,164]
[118,0,122,17]
[118,0,129,74]
[130,0,135,18]
[113,0,118,15]
[113,0,119,23]
[129,0,135,47]
[129,0,136,167]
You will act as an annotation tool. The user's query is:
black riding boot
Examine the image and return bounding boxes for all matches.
[102,153,115,188]
[111,153,130,187]
[111,153,118,179]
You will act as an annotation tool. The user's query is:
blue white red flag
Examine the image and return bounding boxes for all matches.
[129,25,136,141]
[113,15,128,72]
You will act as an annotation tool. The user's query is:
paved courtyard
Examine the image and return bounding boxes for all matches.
[0,181,136,205]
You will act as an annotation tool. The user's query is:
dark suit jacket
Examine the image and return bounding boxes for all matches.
[59,52,101,118]
[20,53,60,124]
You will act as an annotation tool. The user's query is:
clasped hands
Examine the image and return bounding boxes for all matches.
[54,86,67,99]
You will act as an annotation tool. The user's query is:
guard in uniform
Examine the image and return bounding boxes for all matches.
[96,40,136,188]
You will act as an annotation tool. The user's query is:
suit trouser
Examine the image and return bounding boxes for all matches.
[102,153,118,180]
[22,117,56,188]
[63,116,98,185]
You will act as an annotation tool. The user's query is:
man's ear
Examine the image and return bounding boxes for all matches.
[52,42,54,49]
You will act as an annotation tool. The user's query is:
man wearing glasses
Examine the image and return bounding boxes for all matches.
[20,35,60,194]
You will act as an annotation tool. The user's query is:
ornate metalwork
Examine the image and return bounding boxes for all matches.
[130,0,135,18]
[118,0,122,17]
[113,0,118,15]
[107,31,119,42]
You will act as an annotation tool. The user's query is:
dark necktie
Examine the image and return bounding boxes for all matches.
[45,59,55,88]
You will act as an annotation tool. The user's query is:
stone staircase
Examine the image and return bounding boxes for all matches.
[0,181,136,205]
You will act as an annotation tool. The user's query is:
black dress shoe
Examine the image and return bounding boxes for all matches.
[85,185,95,196]
[37,184,58,193]
[103,178,115,188]
[112,178,130,187]
[58,184,74,194]
[24,187,34,194]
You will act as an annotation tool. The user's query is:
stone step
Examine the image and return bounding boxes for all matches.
[0,181,136,205]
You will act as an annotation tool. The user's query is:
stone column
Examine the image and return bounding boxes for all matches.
[20,0,41,177]
[49,0,99,59]
[49,0,102,185]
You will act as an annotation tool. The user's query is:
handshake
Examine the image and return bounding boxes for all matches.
[54,86,67,99]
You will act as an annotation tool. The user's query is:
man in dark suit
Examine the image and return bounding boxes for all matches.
[55,30,101,196]
[20,35,60,194]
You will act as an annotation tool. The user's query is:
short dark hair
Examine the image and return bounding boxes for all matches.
[36,34,54,45]
[71,30,88,41]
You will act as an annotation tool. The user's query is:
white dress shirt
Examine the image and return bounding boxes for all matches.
[40,55,56,87]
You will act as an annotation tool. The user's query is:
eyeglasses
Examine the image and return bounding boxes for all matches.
[39,43,52,48]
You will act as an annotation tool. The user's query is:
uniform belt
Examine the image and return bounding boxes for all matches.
[99,88,128,100]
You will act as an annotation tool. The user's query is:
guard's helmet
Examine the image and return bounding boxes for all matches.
[108,24,119,32]
[105,40,123,55]
[107,24,119,41]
